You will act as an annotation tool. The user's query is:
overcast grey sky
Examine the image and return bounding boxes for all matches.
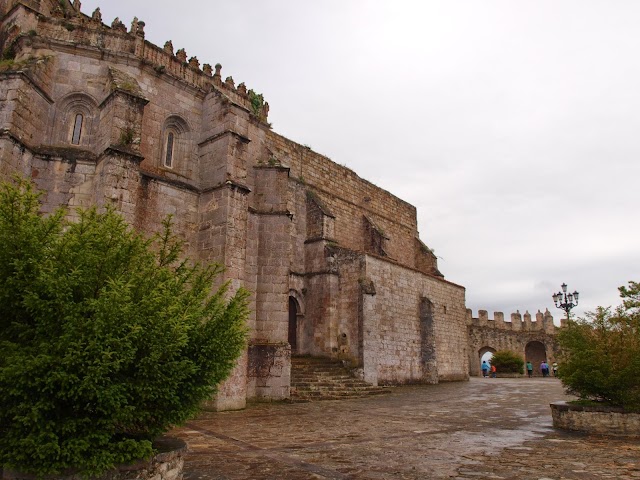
[82,0,640,322]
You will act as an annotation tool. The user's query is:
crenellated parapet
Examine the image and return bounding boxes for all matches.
[466,308,562,334]
[1,0,270,122]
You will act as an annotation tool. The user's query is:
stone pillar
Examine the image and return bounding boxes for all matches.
[94,82,148,224]
[92,149,143,224]
[198,90,256,191]
[361,285,378,386]
[196,93,256,409]
[247,165,293,401]
[420,297,438,383]
[98,83,148,155]
[198,182,252,411]
[301,238,342,361]
[252,165,291,342]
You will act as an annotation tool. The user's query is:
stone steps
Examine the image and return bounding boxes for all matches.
[290,356,391,402]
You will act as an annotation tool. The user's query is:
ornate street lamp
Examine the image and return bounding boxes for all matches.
[552,283,579,320]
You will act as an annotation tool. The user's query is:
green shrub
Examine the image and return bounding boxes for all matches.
[248,89,265,117]
[490,350,525,374]
[0,178,248,476]
[557,284,640,412]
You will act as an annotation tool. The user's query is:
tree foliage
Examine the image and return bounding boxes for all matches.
[0,178,248,476]
[490,350,525,374]
[557,282,640,412]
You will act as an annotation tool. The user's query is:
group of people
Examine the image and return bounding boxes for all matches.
[481,361,497,378]
[526,360,558,377]
[481,360,558,378]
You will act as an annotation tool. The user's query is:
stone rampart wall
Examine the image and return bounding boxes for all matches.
[466,308,566,333]
[467,308,562,377]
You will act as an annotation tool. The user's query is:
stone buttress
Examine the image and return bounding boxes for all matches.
[0,0,472,410]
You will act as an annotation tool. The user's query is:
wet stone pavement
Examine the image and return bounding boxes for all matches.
[171,377,640,479]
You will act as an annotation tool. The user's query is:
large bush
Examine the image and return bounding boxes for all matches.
[490,350,525,374]
[0,178,248,476]
[557,282,640,412]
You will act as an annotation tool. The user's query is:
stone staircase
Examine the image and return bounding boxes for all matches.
[290,356,391,402]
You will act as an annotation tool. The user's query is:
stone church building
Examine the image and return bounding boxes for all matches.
[0,0,470,410]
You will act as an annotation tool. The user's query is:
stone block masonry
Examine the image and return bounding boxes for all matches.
[0,0,471,409]
[467,309,562,377]
[551,402,640,437]
[362,257,468,384]
[2,437,187,480]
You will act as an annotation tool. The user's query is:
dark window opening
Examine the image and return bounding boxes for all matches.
[164,132,174,168]
[71,113,83,145]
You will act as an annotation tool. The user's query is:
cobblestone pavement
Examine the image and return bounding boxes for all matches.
[171,377,640,479]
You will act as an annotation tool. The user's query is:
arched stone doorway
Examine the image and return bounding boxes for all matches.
[478,346,496,376]
[525,341,547,376]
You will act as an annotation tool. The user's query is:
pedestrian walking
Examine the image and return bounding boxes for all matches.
[490,364,497,378]
[481,360,490,378]
[540,360,549,377]
[552,362,558,376]
[526,361,533,378]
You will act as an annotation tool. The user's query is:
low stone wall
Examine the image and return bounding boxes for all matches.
[2,437,187,480]
[551,401,640,437]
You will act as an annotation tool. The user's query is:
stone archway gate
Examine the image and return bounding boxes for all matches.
[467,309,565,377]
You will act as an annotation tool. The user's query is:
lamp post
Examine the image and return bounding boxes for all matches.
[552,283,579,321]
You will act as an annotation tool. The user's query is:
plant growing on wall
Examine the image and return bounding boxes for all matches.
[0,178,248,476]
[248,89,264,117]
[118,126,136,147]
[490,350,525,374]
[557,283,640,412]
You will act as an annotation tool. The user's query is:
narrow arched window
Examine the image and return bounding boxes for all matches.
[71,113,83,145]
[160,116,189,169]
[164,132,174,168]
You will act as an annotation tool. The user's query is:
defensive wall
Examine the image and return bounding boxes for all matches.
[467,308,566,377]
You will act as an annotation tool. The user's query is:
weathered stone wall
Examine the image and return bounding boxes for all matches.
[362,256,468,385]
[0,66,52,146]
[266,132,428,269]
[301,268,339,356]
[0,0,472,410]
[334,249,365,363]
[0,134,34,181]
[247,343,291,401]
[467,309,562,376]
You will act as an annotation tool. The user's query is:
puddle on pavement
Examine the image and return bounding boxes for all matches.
[448,426,546,456]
